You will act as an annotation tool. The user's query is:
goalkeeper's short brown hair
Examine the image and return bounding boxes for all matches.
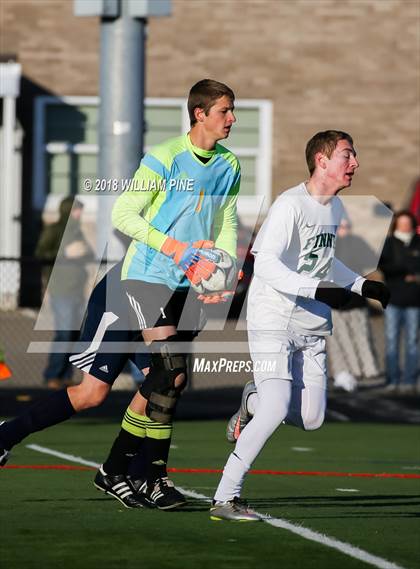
[188,79,235,126]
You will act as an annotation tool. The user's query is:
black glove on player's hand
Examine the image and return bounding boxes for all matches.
[314,281,352,309]
[361,280,390,309]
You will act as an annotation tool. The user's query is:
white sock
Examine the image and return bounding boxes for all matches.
[213,452,250,502]
[246,392,259,416]
[214,379,292,502]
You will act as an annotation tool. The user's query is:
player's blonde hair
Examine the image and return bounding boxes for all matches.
[306,130,353,175]
[188,79,235,126]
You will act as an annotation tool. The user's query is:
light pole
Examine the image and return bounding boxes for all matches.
[74,0,171,259]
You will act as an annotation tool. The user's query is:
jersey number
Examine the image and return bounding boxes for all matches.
[298,253,333,279]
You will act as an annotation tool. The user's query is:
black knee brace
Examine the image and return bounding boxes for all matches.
[139,335,187,424]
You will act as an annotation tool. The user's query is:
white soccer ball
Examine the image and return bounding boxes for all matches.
[192,248,237,294]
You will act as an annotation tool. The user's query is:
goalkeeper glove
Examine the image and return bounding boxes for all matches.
[197,291,234,304]
[361,280,390,309]
[160,237,216,285]
[314,281,352,309]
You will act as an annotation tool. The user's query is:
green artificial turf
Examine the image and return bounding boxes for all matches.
[1,420,419,569]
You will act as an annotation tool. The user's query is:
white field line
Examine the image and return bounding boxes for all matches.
[263,517,405,569]
[26,444,100,468]
[26,444,407,569]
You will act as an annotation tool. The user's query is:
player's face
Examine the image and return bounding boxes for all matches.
[203,95,236,141]
[325,139,359,190]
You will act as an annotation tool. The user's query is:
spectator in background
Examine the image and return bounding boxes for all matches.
[327,217,380,391]
[379,211,420,394]
[35,197,92,389]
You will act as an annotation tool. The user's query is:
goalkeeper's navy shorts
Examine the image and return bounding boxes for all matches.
[124,279,203,334]
[69,263,151,385]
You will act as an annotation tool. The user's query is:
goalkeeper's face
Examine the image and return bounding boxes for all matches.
[202,95,236,142]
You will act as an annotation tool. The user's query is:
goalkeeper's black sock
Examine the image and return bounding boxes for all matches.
[127,451,147,481]
[102,408,146,475]
[143,418,173,483]
[144,437,172,482]
[0,389,75,450]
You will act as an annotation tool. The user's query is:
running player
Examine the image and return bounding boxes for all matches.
[210,130,390,521]
[95,78,240,509]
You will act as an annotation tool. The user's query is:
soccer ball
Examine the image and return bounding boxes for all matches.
[192,248,237,294]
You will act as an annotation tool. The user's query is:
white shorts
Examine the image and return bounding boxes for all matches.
[248,329,327,388]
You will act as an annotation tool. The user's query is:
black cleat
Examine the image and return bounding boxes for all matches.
[147,477,187,510]
[126,477,156,509]
[94,466,151,509]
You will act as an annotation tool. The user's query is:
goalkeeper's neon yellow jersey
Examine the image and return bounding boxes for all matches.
[112,133,240,289]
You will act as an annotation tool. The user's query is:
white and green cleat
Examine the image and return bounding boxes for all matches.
[226,380,257,443]
[210,497,262,522]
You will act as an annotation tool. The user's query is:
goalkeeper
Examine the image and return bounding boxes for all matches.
[96,78,240,509]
